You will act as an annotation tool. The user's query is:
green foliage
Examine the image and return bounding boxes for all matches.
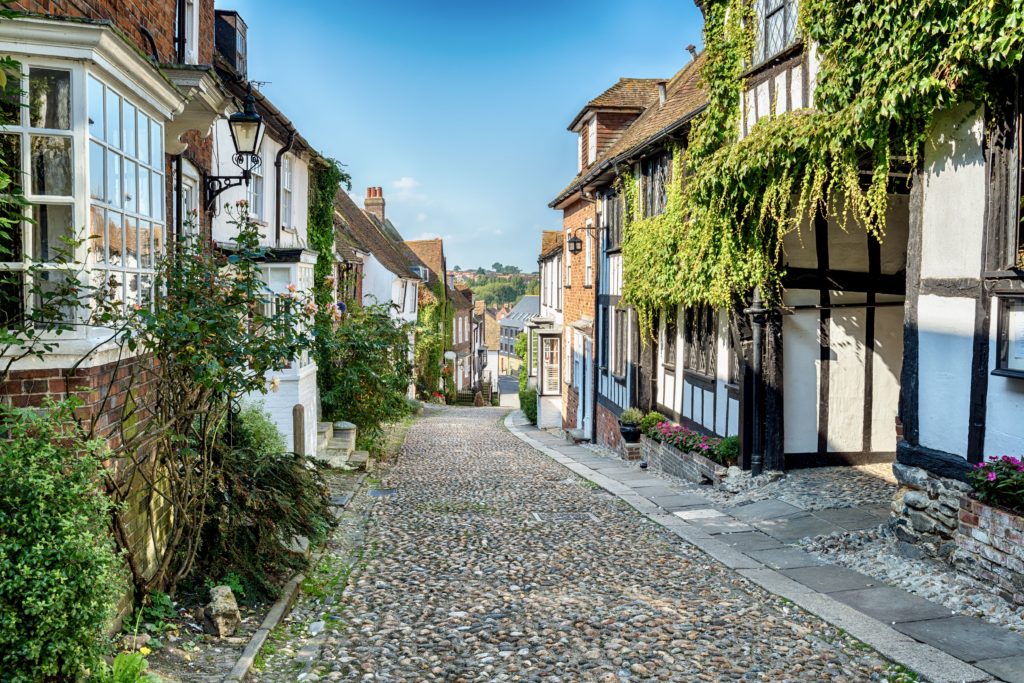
[619,407,644,425]
[0,401,125,682]
[88,651,158,683]
[623,0,1024,331]
[638,411,667,434]
[307,155,350,310]
[520,388,537,424]
[197,404,334,602]
[717,435,741,465]
[140,591,176,626]
[414,298,449,397]
[318,303,414,452]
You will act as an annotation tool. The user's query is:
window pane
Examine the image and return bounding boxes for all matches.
[0,134,22,196]
[140,273,153,309]
[138,167,150,217]
[124,216,138,267]
[105,88,120,148]
[151,172,163,220]
[106,149,121,208]
[87,76,104,140]
[151,121,162,163]
[123,160,137,213]
[138,220,151,267]
[107,211,123,266]
[31,204,73,261]
[89,205,106,264]
[125,273,139,308]
[30,135,72,196]
[0,70,21,125]
[152,222,163,261]
[28,68,71,130]
[123,102,136,159]
[138,112,150,165]
[0,270,24,325]
[89,141,104,200]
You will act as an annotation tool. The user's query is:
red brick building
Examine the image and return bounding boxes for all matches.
[549,79,663,439]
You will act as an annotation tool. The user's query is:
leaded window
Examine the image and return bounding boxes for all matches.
[754,0,799,66]
[605,190,623,250]
[641,153,671,218]
[663,311,678,371]
[684,306,716,378]
[612,308,628,377]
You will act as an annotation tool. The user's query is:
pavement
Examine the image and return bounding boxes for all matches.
[250,405,1006,682]
[498,374,520,408]
[506,412,1024,683]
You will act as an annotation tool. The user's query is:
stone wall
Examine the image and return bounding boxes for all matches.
[640,436,727,486]
[956,497,1024,606]
[890,463,971,560]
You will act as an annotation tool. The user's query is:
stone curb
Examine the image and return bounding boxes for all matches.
[504,413,996,683]
[223,472,368,683]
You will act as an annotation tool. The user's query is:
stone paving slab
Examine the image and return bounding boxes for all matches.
[648,493,712,510]
[811,506,892,531]
[726,499,804,521]
[745,547,825,569]
[753,512,846,542]
[780,565,879,593]
[830,586,955,624]
[716,531,786,552]
[686,516,756,534]
[895,616,1024,663]
[977,655,1024,683]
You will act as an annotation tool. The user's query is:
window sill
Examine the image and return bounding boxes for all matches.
[992,368,1024,380]
[683,369,716,390]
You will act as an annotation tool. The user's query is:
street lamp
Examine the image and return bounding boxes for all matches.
[567,225,598,255]
[204,86,265,211]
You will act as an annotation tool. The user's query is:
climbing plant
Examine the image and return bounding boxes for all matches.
[621,0,1024,336]
[307,154,351,309]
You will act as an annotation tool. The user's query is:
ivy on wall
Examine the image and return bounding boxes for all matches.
[414,279,454,400]
[307,155,352,309]
[621,0,1024,335]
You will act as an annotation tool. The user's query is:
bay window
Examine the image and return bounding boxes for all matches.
[87,74,165,311]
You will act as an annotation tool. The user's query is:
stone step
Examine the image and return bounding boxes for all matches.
[568,428,590,444]
[348,450,369,468]
[311,453,351,469]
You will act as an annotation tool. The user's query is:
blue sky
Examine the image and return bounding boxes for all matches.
[221,0,705,271]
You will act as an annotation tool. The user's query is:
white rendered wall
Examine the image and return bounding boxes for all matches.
[247,363,318,456]
[538,395,562,429]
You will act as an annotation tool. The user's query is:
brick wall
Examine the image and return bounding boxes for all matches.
[561,195,597,428]
[956,497,1024,606]
[596,402,622,451]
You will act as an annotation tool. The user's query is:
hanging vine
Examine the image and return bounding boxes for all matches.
[621,0,1024,336]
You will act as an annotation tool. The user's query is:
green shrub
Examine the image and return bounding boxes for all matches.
[195,404,334,602]
[638,411,667,434]
[520,387,537,424]
[717,435,741,466]
[0,402,125,682]
[968,456,1024,513]
[619,407,644,425]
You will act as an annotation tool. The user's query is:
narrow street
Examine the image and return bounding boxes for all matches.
[264,406,903,681]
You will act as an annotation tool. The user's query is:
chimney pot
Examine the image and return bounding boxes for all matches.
[686,44,698,60]
[658,82,667,105]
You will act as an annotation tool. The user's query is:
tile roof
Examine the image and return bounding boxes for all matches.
[540,230,562,260]
[333,189,421,280]
[405,238,446,286]
[499,295,540,331]
[551,53,708,208]
[568,78,665,131]
[449,285,473,310]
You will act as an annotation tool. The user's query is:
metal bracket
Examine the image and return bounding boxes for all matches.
[204,171,249,212]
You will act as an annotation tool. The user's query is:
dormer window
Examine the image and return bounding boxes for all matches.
[587,117,597,165]
[754,0,799,66]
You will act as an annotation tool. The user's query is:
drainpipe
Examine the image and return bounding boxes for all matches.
[745,287,767,476]
[274,129,297,248]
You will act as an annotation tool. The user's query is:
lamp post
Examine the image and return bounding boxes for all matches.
[204,86,265,211]
[744,287,768,476]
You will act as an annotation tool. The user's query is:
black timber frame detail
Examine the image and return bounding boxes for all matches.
[897,441,971,482]
[786,450,895,470]
[783,268,906,295]
[900,167,925,449]
[815,208,831,454]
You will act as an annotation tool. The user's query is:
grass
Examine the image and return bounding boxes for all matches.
[885,663,920,682]
[580,479,600,490]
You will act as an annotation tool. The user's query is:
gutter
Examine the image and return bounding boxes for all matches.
[547,102,708,209]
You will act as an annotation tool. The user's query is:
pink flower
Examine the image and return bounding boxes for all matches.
[287,283,298,293]
[988,471,998,482]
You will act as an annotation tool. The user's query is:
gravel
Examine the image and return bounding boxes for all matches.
[801,523,1024,635]
[252,406,911,681]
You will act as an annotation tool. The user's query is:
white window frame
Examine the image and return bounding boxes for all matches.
[587,116,597,165]
[577,133,583,172]
[247,143,264,220]
[565,234,572,287]
[184,0,200,65]
[281,154,293,228]
[584,219,593,287]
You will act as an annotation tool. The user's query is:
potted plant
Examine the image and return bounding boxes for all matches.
[619,408,644,443]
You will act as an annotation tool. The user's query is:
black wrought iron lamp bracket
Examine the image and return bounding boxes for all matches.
[204,153,261,212]
[567,224,600,255]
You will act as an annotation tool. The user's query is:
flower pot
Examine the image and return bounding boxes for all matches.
[619,422,642,443]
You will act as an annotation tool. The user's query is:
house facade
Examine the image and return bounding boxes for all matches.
[450,285,475,391]
[209,13,319,455]
[499,294,539,375]
[529,231,564,428]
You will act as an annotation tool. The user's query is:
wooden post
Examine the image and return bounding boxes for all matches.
[292,404,305,456]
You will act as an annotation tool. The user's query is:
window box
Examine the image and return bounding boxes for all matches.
[994,295,1024,379]
[957,496,1024,606]
[639,435,728,487]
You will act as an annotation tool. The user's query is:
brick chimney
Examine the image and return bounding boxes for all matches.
[364,186,385,222]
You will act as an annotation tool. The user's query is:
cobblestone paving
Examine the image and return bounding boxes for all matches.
[273,407,910,681]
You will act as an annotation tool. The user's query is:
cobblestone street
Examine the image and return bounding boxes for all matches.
[255,406,919,682]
